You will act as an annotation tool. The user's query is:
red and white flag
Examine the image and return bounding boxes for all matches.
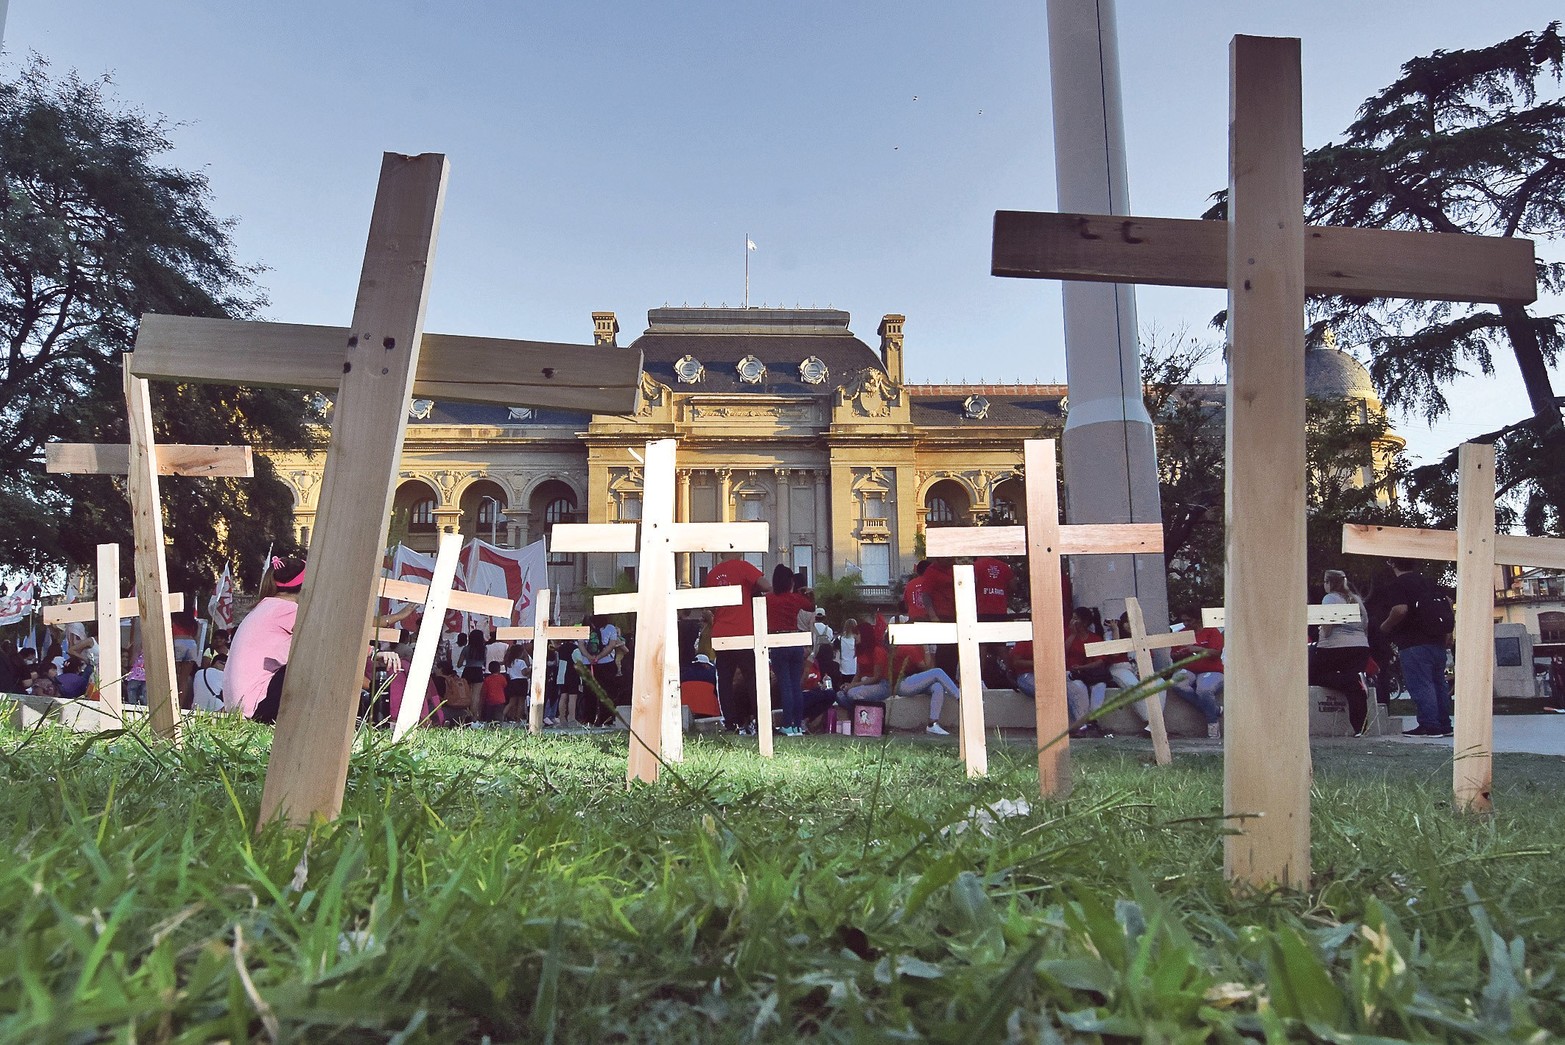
[457,538,549,633]
[0,576,38,627]
[209,563,235,630]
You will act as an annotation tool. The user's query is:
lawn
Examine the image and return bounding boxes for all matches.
[1,717,1562,1042]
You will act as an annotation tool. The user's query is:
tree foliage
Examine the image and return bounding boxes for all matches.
[0,58,315,592]
[1143,331,1422,609]
[1206,22,1565,534]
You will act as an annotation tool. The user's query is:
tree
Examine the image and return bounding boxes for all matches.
[0,58,316,593]
[1206,22,1565,533]
[1142,330,1422,609]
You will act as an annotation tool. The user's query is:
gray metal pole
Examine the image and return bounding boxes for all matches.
[1045,0,1171,633]
[0,0,11,54]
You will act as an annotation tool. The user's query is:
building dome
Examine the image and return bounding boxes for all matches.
[1305,338,1379,405]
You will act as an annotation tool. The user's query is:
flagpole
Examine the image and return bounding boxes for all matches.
[744,233,750,309]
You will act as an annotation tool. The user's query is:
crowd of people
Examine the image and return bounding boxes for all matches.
[4,548,1467,745]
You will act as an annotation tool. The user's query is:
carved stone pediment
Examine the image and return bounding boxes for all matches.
[836,368,900,417]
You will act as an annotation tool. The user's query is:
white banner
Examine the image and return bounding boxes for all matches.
[209,563,235,630]
[0,576,37,627]
[381,538,548,635]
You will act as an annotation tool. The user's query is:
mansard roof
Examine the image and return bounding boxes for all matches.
[631,307,886,395]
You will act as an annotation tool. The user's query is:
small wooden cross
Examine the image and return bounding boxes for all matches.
[44,360,248,738]
[550,438,768,782]
[889,566,1031,777]
[991,36,1536,886]
[494,587,589,733]
[42,543,185,717]
[1083,597,1183,765]
[924,438,1163,796]
[711,597,812,758]
[127,154,642,825]
[1344,442,1565,813]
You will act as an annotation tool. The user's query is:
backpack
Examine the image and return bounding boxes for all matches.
[1412,587,1455,636]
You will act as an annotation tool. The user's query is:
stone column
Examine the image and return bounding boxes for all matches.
[1047,0,1169,636]
[774,468,792,558]
[814,470,832,577]
[677,469,693,587]
[716,468,733,524]
[433,508,463,535]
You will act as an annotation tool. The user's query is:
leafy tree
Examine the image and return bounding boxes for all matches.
[1206,22,1565,533]
[0,58,316,592]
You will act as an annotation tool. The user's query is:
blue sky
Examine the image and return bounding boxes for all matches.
[5,1,1560,465]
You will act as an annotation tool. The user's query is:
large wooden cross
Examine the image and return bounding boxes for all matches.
[493,587,590,733]
[44,361,248,738]
[42,543,185,717]
[992,36,1536,887]
[888,566,1031,777]
[127,153,642,825]
[550,438,767,782]
[1344,442,1565,813]
[924,438,1163,796]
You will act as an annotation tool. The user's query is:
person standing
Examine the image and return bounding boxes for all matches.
[1381,557,1454,737]
[1309,569,1372,734]
[704,553,771,733]
[765,564,813,736]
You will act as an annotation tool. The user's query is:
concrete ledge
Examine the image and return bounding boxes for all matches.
[1098,689,1210,738]
[881,688,1038,731]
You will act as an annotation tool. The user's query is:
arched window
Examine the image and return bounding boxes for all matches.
[545,495,577,565]
[924,479,970,527]
[409,498,435,531]
[926,496,955,526]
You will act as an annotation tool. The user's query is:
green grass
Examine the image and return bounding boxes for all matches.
[1,717,1562,1043]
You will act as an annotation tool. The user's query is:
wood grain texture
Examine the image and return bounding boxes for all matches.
[993,212,1535,305]
[123,362,182,740]
[131,315,644,414]
[952,567,988,777]
[391,531,462,742]
[45,592,183,625]
[1125,598,1172,766]
[1344,523,1565,570]
[374,577,512,617]
[1200,604,1362,629]
[47,442,254,477]
[1024,440,1072,797]
[95,544,122,716]
[1222,35,1311,890]
[261,153,449,827]
[627,440,680,778]
[1452,444,1495,814]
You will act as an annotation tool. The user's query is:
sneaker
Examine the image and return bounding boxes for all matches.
[1404,726,1443,737]
[926,722,949,736]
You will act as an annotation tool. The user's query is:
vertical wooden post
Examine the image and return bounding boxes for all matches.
[1223,36,1310,888]
[528,588,554,733]
[1023,440,1070,796]
[122,358,182,739]
[749,597,777,758]
[1124,598,1172,765]
[626,439,679,784]
[260,154,449,825]
[952,566,988,777]
[94,543,123,714]
[1453,443,1496,813]
[390,530,463,742]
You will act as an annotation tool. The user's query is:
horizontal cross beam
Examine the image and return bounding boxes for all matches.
[374,577,514,618]
[47,443,254,477]
[45,592,185,625]
[1201,604,1362,629]
[131,314,644,414]
[1342,524,1565,569]
[992,211,1537,305]
[594,585,742,615]
[924,522,1163,558]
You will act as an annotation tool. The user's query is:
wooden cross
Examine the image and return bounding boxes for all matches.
[888,565,1031,777]
[494,587,589,734]
[1082,597,1181,765]
[711,597,813,758]
[550,438,767,782]
[127,154,642,825]
[1344,442,1565,813]
[43,360,247,738]
[42,543,185,717]
[991,36,1536,887]
[923,438,1162,796]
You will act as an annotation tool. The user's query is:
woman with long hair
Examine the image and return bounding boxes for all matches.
[225,555,307,721]
[460,628,488,708]
[1310,568,1372,734]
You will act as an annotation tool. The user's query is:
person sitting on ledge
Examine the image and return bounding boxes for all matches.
[1170,611,1224,739]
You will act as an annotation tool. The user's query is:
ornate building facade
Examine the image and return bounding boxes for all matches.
[267,307,1400,624]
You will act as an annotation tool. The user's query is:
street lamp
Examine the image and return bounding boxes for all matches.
[479,496,508,547]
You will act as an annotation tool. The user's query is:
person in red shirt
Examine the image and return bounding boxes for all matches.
[921,559,961,683]
[704,553,771,733]
[765,564,814,735]
[902,561,932,622]
[479,660,509,723]
[973,557,1013,619]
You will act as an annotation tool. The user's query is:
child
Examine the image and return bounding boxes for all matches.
[479,661,509,724]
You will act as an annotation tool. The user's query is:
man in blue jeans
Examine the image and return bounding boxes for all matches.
[1380,558,1453,737]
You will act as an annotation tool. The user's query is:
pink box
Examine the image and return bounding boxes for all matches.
[850,702,884,738]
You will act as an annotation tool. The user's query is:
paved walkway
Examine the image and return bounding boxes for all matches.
[1383,713,1565,757]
